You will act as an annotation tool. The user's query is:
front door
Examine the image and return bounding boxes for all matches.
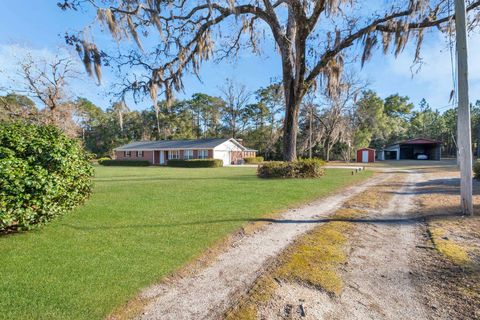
[362,150,369,163]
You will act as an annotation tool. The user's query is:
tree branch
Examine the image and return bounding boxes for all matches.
[305,0,480,87]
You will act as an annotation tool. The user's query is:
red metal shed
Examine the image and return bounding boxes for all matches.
[357,148,375,163]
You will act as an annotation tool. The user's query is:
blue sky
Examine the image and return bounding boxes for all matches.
[1,1,479,112]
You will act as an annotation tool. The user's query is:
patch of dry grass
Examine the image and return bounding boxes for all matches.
[225,276,278,320]
[415,171,480,266]
[411,170,480,318]
[276,220,352,295]
[429,226,470,265]
[225,207,364,320]
[344,188,391,210]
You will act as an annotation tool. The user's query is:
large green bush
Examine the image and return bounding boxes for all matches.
[167,159,223,168]
[474,160,480,180]
[257,158,326,178]
[0,123,94,232]
[244,156,264,164]
[100,159,150,166]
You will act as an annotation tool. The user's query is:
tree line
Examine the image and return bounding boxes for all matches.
[59,0,480,161]
[3,80,480,160]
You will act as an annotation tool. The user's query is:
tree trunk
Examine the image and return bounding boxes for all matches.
[326,144,331,162]
[282,79,301,161]
[323,138,331,162]
[196,110,201,139]
[155,112,161,138]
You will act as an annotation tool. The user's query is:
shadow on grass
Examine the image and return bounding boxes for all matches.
[66,172,480,232]
[62,211,473,231]
[63,170,478,232]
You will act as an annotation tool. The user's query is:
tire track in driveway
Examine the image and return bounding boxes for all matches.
[256,170,431,320]
[326,170,429,319]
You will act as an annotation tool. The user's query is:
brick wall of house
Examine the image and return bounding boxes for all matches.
[241,151,257,158]
[115,150,154,164]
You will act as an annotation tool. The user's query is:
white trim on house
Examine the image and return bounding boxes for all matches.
[213,140,244,152]
[224,138,248,151]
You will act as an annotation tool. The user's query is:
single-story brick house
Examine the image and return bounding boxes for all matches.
[114,138,257,166]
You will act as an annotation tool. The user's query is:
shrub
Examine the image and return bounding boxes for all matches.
[100,159,150,166]
[97,157,111,165]
[167,158,223,168]
[0,122,94,232]
[244,156,264,164]
[257,158,326,178]
[474,160,480,180]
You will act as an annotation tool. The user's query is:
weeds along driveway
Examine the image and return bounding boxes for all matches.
[135,173,389,320]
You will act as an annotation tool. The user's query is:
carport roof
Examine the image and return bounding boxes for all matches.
[398,138,441,145]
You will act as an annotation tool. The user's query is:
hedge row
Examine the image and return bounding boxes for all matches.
[244,156,264,164]
[167,159,223,167]
[100,160,150,166]
[257,159,326,178]
[0,123,94,232]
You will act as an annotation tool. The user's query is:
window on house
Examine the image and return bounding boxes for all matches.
[125,151,131,157]
[198,149,209,159]
[168,150,180,160]
[184,150,193,159]
[137,151,144,157]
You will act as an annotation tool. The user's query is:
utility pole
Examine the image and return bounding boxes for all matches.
[455,0,473,215]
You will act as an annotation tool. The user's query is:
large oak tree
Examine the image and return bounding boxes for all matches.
[60,0,480,160]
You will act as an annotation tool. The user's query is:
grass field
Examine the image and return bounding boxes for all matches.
[0,166,372,320]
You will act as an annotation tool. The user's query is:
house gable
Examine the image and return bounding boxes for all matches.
[213,139,244,152]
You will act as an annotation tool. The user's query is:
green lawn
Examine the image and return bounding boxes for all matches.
[0,166,371,320]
